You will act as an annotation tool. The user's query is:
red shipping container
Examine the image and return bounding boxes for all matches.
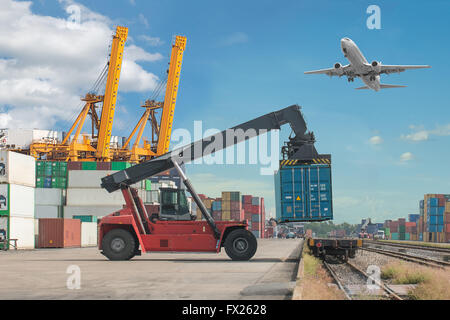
[438,198,445,207]
[198,194,207,200]
[446,224,450,233]
[231,212,241,221]
[445,213,450,223]
[231,201,241,211]
[405,222,416,227]
[67,161,82,170]
[97,162,111,170]
[252,205,260,214]
[398,218,406,225]
[243,204,252,212]
[242,195,252,204]
[390,226,399,233]
[38,218,81,248]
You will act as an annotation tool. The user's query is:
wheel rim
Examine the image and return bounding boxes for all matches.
[233,237,249,253]
[111,237,125,253]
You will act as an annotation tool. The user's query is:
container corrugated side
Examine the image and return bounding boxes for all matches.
[66,188,126,206]
[10,184,35,218]
[68,170,118,188]
[81,222,97,247]
[9,216,35,249]
[0,151,35,187]
[35,188,63,206]
[277,163,332,222]
[38,218,81,248]
[63,205,123,219]
[35,205,61,218]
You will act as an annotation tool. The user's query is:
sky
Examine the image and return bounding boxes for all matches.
[0,0,449,223]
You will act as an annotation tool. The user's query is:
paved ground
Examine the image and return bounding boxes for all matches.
[0,238,302,300]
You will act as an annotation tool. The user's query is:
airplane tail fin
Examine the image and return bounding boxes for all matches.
[355,84,407,90]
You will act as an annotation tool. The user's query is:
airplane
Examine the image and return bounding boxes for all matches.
[304,37,431,91]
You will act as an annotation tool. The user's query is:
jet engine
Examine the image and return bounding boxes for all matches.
[334,63,344,75]
[371,61,381,73]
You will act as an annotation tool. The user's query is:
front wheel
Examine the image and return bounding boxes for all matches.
[224,229,257,261]
[101,229,136,261]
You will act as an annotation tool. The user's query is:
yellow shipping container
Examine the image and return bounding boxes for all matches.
[222,192,231,201]
[445,201,450,212]
[222,211,231,220]
[222,201,231,210]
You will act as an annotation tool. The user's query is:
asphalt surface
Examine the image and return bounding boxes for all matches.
[0,238,303,300]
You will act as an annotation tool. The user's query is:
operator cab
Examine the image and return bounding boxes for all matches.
[159,187,194,221]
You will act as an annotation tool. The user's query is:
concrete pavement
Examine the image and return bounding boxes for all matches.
[0,238,303,300]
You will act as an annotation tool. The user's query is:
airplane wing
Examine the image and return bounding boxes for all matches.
[304,64,354,77]
[379,65,431,75]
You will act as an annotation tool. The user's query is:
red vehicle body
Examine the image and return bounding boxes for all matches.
[98,188,255,260]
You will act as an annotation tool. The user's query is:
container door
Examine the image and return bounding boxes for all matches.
[305,166,332,220]
[280,167,306,219]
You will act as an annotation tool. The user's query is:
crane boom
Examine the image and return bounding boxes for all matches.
[101,104,319,193]
[96,26,128,161]
[156,36,187,155]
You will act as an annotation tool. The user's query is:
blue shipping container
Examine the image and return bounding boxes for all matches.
[427,215,444,225]
[408,214,420,223]
[275,163,332,222]
[427,198,439,207]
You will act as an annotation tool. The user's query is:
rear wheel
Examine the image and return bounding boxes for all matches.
[224,229,257,261]
[102,229,136,261]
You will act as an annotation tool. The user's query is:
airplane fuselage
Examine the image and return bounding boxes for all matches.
[341,38,381,91]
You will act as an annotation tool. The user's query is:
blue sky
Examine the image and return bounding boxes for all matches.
[2,0,450,223]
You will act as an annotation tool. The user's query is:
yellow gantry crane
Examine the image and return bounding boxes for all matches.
[28,26,128,162]
[113,35,187,163]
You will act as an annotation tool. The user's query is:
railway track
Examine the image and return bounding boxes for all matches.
[361,246,450,268]
[323,258,403,300]
[364,240,450,254]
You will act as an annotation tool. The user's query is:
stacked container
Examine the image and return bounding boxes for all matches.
[0,151,36,249]
[36,161,67,189]
[37,218,81,248]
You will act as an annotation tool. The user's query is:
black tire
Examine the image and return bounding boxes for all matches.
[102,229,136,261]
[348,250,356,259]
[224,229,257,261]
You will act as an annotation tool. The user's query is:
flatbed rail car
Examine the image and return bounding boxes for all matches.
[307,238,362,262]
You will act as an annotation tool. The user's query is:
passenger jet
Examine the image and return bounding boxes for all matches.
[304,38,430,91]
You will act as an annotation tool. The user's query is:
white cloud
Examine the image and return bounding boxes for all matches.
[369,135,383,145]
[0,0,162,129]
[139,35,164,46]
[400,152,414,162]
[218,32,249,46]
[138,13,149,28]
[401,124,450,142]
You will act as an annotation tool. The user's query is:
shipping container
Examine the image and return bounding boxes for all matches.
[35,205,61,218]
[35,188,64,206]
[66,188,127,206]
[81,162,97,170]
[0,151,35,187]
[38,218,81,248]
[81,222,98,247]
[73,215,98,223]
[63,205,123,219]
[275,163,332,222]
[96,162,111,170]
[111,162,131,171]
[68,170,117,188]
[67,162,82,170]
[0,184,35,218]
[51,177,67,189]
[0,215,8,250]
[9,216,35,249]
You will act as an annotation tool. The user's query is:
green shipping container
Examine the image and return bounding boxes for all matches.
[391,232,399,240]
[111,162,132,170]
[145,180,152,191]
[81,162,97,170]
[73,215,98,223]
[399,225,406,233]
[51,177,67,189]
[36,177,45,188]
[405,233,411,240]
[399,233,405,240]
[383,227,390,236]
[51,162,68,177]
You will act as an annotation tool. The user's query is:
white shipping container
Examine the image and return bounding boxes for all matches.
[10,184,35,218]
[81,222,98,247]
[9,216,35,249]
[64,205,124,219]
[0,151,35,187]
[68,170,118,188]
[35,205,61,218]
[66,188,126,206]
[35,188,63,206]
[2,129,62,149]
